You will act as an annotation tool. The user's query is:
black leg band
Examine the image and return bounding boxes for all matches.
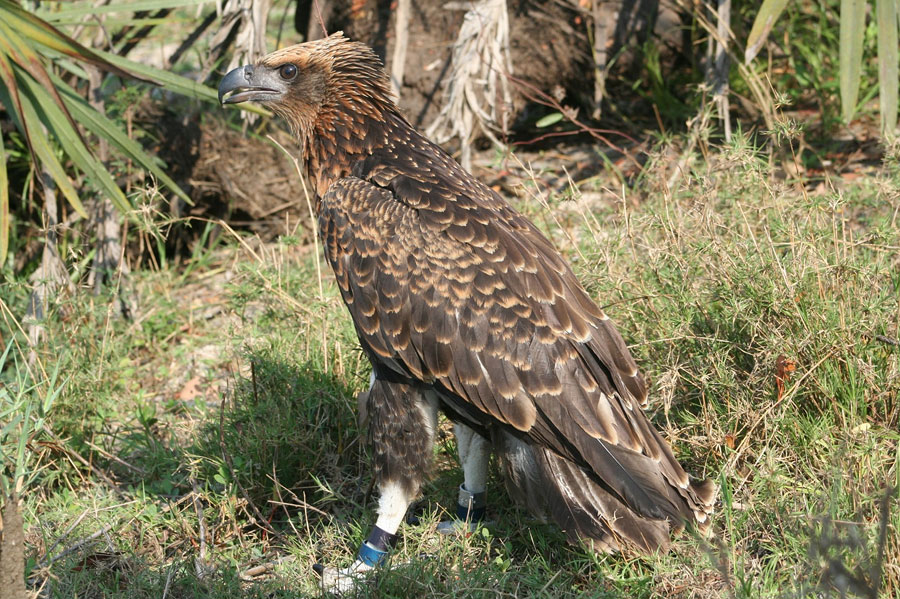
[455,484,487,522]
[366,525,399,552]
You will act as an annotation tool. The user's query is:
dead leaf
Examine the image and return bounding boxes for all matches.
[177,376,203,401]
[775,355,797,402]
[70,551,125,572]
[724,434,736,449]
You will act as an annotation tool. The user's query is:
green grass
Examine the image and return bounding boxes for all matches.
[2,135,899,598]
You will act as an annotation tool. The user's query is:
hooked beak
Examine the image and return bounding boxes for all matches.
[218,65,285,105]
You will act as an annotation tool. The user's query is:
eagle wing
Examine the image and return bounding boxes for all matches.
[320,172,703,526]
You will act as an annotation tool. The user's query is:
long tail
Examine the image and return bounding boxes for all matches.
[495,432,716,553]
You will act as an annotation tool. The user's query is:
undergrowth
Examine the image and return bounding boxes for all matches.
[1,134,898,598]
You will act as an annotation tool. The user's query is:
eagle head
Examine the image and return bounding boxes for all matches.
[218,32,394,135]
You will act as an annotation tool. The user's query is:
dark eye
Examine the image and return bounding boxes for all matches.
[279,64,298,80]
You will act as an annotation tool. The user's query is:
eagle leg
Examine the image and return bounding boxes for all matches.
[438,422,490,534]
[317,379,438,593]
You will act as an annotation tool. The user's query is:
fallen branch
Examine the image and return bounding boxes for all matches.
[240,554,296,579]
[874,335,899,347]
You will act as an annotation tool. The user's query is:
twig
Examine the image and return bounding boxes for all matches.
[312,0,328,37]
[37,523,116,568]
[161,562,177,599]
[81,438,146,476]
[502,71,642,170]
[268,469,299,540]
[266,498,330,519]
[874,335,899,347]
[40,425,125,497]
[42,508,91,559]
[240,554,296,579]
[191,478,210,578]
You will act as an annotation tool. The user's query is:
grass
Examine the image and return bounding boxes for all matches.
[2,132,899,598]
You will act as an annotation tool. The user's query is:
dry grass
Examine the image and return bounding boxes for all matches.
[2,133,899,598]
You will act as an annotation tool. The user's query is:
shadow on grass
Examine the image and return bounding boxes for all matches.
[39,348,369,598]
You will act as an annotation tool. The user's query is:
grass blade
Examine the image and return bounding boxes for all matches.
[876,0,899,135]
[13,402,33,494]
[745,0,790,64]
[840,0,867,122]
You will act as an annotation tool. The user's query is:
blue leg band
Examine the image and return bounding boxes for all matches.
[357,542,389,568]
[356,525,399,567]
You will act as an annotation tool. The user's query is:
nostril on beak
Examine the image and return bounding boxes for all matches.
[243,65,254,82]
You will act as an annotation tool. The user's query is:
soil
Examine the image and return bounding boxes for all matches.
[321,0,593,129]
[136,104,313,254]
[306,0,692,130]
[142,0,693,253]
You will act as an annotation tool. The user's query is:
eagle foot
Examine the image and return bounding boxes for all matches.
[314,525,399,595]
[313,560,374,595]
[437,484,489,535]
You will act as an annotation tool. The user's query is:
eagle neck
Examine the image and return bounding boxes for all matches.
[306,95,398,198]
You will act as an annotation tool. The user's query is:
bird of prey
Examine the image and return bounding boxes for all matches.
[219,32,715,590]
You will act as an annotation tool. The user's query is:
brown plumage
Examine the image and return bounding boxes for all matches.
[219,33,715,553]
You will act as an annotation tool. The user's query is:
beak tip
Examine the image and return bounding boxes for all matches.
[217,65,250,107]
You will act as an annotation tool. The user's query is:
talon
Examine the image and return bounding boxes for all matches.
[437,517,485,535]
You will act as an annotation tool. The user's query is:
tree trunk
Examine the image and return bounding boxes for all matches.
[0,495,28,599]
[26,167,74,359]
[85,60,137,319]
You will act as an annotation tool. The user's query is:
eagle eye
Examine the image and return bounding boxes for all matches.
[279,64,298,80]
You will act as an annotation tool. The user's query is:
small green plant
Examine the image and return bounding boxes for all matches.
[0,342,63,498]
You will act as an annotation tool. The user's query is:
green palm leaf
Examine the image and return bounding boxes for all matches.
[0,0,243,264]
[0,0,139,80]
[746,0,900,130]
[745,0,790,64]
[0,128,8,265]
[18,69,130,214]
[0,75,85,217]
[35,0,205,21]
[840,0,867,122]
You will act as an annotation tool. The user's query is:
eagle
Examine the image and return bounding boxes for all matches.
[219,32,715,589]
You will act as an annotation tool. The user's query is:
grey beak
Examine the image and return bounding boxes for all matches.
[218,64,283,105]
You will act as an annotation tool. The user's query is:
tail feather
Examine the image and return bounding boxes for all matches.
[537,447,671,552]
[495,430,715,554]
